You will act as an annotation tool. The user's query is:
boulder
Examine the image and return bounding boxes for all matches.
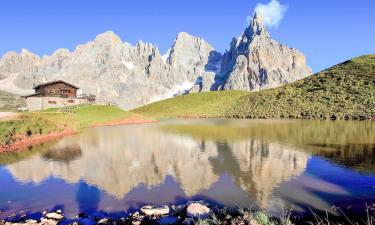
[140,205,170,217]
[186,202,210,218]
[44,212,64,220]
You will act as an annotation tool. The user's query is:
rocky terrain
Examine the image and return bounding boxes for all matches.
[0,91,23,111]
[0,12,311,110]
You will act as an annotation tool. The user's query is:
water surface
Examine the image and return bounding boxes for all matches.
[0,119,374,221]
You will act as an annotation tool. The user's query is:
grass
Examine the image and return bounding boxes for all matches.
[133,55,375,120]
[194,207,292,225]
[133,90,248,119]
[0,113,63,146]
[0,105,136,146]
[229,55,375,120]
[194,205,375,225]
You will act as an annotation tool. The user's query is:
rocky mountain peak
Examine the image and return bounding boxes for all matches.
[219,11,311,92]
[93,31,122,47]
[175,32,201,43]
[168,32,217,68]
[51,48,71,57]
[0,21,311,109]
[246,11,269,38]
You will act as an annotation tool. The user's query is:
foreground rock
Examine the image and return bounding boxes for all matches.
[186,202,210,218]
[140,205,169,216]
[0,202,283,225]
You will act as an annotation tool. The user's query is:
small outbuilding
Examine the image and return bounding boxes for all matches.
[24,80,88,111]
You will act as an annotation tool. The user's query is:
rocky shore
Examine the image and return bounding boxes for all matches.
[0,202,283,225]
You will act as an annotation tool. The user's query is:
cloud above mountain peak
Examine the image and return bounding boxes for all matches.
[248,0,288,28]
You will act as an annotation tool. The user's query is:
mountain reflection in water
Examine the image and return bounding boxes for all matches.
[1,119,375,219]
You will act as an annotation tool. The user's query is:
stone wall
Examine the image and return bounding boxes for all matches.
[25,97,87,111]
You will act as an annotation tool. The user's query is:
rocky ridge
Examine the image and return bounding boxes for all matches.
[0,12,311,109]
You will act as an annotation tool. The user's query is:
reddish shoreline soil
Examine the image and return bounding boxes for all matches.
[0,128,75,153]
[91,117,157,128]
[0,117,157,153]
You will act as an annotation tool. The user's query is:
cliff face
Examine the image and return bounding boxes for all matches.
[0,32,219,109]
[219,12,312,91]
[0,13,311,109]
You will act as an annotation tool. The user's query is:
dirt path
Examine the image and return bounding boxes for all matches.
[0,112,18,121]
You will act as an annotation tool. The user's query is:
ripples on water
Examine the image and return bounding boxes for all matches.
[0,119,374,220]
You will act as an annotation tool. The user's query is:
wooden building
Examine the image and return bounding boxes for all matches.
[32,80,79,98]
[24,80,87,111]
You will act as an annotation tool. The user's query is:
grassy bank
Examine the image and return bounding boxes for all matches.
[133,55,375,120]
[0,105,138,148]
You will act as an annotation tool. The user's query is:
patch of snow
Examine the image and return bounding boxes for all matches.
[149,81,194,103]
[0,75,34,95]
[122,61,135,70]
[162,49,171,64]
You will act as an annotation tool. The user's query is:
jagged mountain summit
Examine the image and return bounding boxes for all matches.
[0,12,311,109]
[217,12,312,91]
[0,32,220,109]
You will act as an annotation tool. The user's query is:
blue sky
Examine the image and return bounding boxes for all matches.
[0,0,374,72]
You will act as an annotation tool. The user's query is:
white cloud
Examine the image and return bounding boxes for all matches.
[249,0,288,28]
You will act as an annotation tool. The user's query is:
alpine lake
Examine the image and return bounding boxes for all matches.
[0,119,374,222]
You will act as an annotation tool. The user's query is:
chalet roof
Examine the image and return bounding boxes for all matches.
[33,80,80,89]
[23,93,41,98]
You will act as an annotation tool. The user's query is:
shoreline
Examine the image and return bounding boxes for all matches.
[90,117,157,128]
[0,128,75,153]
[0,117,157,154]
[0,202,282,225]
[0,202,368,225]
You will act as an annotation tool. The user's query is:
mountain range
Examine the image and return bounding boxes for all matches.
[0,13,311,109]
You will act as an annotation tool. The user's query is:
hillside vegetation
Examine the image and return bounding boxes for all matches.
[133,91,248,119]
[134,55,375,120]
[0,105,134,147]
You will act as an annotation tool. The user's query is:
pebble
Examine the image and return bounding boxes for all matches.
[45,212,64,220]
[97,218,109,224]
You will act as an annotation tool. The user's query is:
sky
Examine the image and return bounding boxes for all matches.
[0,0,374,72]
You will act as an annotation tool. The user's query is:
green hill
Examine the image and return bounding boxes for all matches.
[133,55,375,120]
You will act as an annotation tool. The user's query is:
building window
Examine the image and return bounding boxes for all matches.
[68,99,75,103]
[48,101,57,104]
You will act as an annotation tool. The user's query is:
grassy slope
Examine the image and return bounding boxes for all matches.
[0,105,134,146]
[134,55,375,120]
[0,90,24,111]
[133,90,248,119]
[229,55,375,119]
